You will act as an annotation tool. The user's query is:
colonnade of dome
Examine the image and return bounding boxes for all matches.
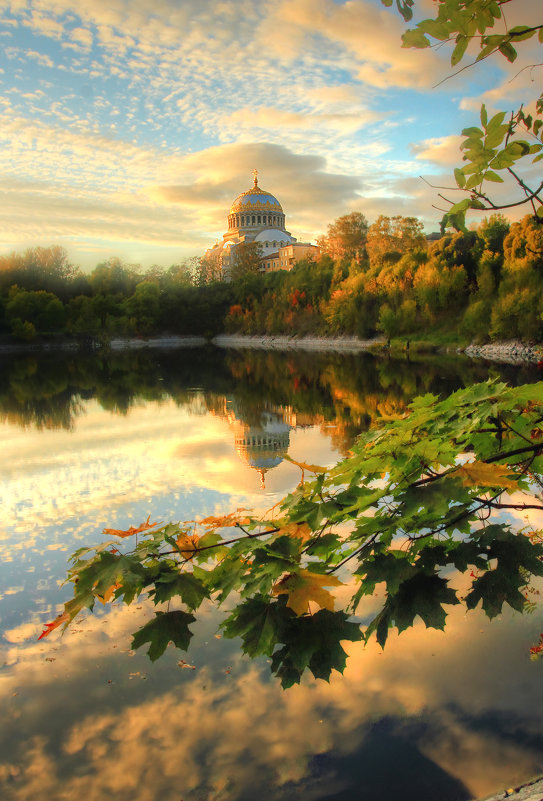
[227,211,286,230]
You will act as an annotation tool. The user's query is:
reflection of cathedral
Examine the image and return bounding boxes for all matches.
[204,171,319,280]
[213,398,298,488]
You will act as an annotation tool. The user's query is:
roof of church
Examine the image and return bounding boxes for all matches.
[230,171,283,214]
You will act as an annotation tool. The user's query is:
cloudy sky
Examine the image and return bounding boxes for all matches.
[0,0,540,270]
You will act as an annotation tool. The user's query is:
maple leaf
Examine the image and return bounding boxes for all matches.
[199,509,252,528]
[131,610,195,661]
[175,531,201,560]
[276,520,313,543]
[451,461,520,490]
[38,612,70,640]
[272,569,343,616]
[103,515,160,538]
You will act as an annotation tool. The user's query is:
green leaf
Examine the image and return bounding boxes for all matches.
[222,597,292,657]
[498,41,517,62]
[131,611,195,661]
[401,28,431,49]
[271,610,362,688]
[508,26,535,42]
[151,570,208,610]
[483,170,504,183]
[454,167,466,188]
[451,34,469,66]
[462,126,484,138]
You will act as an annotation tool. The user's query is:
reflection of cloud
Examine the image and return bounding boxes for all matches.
[1,591,542,801]
[0,398,339,569]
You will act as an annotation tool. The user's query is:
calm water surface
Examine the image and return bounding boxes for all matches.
[1,347,542,801]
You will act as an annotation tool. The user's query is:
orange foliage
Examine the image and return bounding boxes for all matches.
[103,515,160,538]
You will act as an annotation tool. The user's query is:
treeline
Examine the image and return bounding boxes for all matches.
[0,248,233,341]
[226,212,543,342]
[1,211,542,343]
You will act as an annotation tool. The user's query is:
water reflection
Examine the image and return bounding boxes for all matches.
[1,347,542,801]
[1,597,542,801]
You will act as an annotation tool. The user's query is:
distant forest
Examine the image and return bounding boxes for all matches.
[0,211,541,344]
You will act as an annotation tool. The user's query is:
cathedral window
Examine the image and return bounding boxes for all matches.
[252,215,255,224]
[257,215,261,224]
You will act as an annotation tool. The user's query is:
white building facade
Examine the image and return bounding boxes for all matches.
[204,171,318,280]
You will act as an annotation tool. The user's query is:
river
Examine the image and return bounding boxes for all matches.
[1,346,542,801]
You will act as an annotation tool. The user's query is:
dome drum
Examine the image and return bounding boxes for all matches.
[228,211,286,230]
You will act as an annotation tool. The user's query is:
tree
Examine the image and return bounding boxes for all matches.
[125,281,161,336]
[40,380,543,685]
[366,215,426,271]
[317,212,369,262]
[89,258,139,296]
[384,0,543,230]
[230,241,263,282]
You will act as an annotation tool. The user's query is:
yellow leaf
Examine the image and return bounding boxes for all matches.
[276,521,313,543]
[272,569,343,616]
[199,510,252,529]
[452,461,520,490]
[96,581,122,604]
[176,531,200,560]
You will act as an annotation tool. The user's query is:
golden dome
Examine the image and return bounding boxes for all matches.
[230,171,283,215]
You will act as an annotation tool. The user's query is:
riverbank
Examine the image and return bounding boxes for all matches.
[476,775,543,801]
[213,334,542,365]
[461,340,542,365]
[1,332,541,365]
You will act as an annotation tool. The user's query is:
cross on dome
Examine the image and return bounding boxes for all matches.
[252,168,258,187]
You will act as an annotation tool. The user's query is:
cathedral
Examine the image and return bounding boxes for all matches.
[204,171,319,280]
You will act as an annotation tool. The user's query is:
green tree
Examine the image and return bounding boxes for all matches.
[125,281,161,336]
[230,242,263,281]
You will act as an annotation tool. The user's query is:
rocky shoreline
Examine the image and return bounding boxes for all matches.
[460,340,542,365]
[475,775,543,801]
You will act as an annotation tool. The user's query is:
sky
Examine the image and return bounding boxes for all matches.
[0,0,540,271]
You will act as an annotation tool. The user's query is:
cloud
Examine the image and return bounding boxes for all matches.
[260,0,450,89]
[69,26,93,49]
[411,135,464,167]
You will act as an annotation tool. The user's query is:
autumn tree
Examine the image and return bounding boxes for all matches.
[317,212,369,262]
[366,215,426,271]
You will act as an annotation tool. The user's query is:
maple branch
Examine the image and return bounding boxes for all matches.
[159,526,280,556]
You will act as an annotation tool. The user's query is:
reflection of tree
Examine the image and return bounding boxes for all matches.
[0,347,538,438]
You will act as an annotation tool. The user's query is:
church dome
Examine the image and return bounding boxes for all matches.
[230,172,283,214]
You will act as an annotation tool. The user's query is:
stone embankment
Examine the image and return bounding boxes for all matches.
[475,775,543,801]
[461,340,542,365]
[212,334,384,351]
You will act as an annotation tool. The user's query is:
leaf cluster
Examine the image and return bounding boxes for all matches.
[42,380,543,686]
[383,0,543,228]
